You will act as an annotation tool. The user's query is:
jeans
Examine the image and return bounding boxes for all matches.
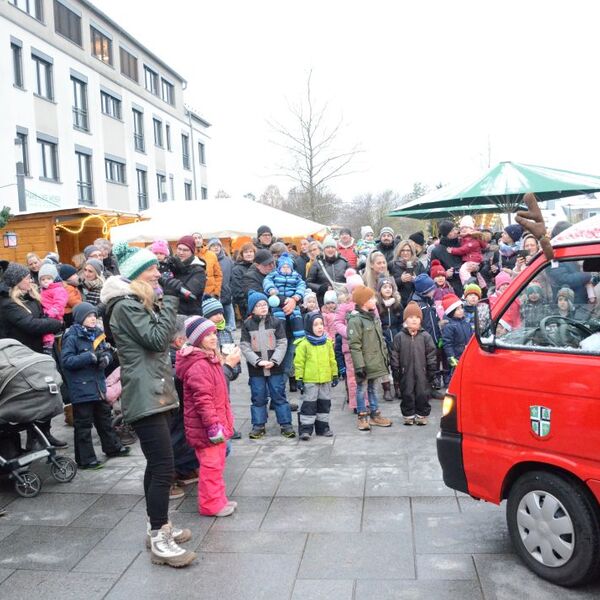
[249,374,292,426]
[223,302,237,332]
[356,378,379,414]
[73,400,121,466]
[131,412,175,530]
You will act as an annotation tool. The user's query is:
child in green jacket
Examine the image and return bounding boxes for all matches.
[294,312,339,440]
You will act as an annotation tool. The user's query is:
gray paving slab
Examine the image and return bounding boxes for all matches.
[0,525,108,570]
[0,525,19,542]
[0,569,14,584]
[250,444,333,468]
[42,466,133,494]
[473,554,600,599]
[354,579,484,599]
[1,492,101,526]
[105,551,301,600]
[299,532,415,580]
[366,467,456,497]
[209,496,272,531]
[70,493,143,528]
[416,553,477,580]
[292,579,355,600]
[233,467,285,496]
[0,570,118,600]
[411,495,460,514]
[277,467,366,497]
[261,496,363,532]
[200,530,307,554]
[361,496,411,533]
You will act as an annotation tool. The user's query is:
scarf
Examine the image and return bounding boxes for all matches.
[383,297,395,307]
[338,237,355,249]
[215,318,226,331]
[82,277,103,290]
[306,333,328,345]
[499,241,520,257]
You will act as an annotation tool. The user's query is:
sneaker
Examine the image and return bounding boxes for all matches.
[415,415,429,426]
[369,411,393,427]
[149,524,197,567]
[403,416,416,426]
[357,412,371,431]
[169,483,185,500]
[80,461,104,470]
[280,425,296,439]
[316,429,334,437]
[105,446,131,458]
[249,426,266,440]
[146,520,192,549]
[214,504,235,517]
[227,500,238,509]
[299,432,311,441]
[231,429,242,440]
[176,470,199,485]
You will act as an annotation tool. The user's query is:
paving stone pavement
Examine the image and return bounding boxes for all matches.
[1,370,600,599]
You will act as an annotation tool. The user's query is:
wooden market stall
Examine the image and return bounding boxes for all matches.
[0,208,141,265]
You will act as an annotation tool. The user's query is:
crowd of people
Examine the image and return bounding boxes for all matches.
[0,216,598,568]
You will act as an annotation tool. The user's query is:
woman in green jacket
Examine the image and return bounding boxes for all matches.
[100,242,196,568]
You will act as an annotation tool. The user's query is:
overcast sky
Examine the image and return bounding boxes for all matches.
[94,0,600,203]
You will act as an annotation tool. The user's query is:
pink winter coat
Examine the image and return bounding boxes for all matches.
[105,367,122,406]
[322,310,337,341]
[334,301,355,353]
[176,346,234,450]
[40,282,68,320]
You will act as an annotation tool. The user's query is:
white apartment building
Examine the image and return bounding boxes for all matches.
[0,0,210,216]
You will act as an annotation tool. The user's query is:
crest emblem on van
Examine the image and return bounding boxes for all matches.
[530,406,551,438]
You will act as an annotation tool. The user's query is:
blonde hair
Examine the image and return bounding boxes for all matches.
[72,253,86,270]
[393,240,416,260]
[363,251,389,290]
[129,279,156,312]
[9,282,40,311]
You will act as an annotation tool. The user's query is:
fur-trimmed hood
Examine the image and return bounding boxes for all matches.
[99,275,133,305]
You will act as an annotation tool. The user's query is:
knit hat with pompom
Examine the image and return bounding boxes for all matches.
[113,241,158,281]
[344,268,364,294]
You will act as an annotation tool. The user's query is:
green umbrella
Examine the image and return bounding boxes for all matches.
[392,203,505,220]
[389,161,600,217]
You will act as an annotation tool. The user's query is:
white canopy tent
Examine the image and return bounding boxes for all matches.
[109,198,328,242]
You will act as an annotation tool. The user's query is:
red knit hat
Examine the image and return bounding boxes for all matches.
[442,294,462,316]
[352,285,375,308]
[430,260,446,279]
[177,235,196,254]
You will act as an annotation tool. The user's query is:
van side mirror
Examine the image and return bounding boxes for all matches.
[474,300,496,351]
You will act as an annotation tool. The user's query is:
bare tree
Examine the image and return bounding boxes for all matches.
[269,70,362,222]
[214,189,231,199]
[258,185,285,210]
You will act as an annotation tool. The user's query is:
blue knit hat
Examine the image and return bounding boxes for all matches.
[414,273,435,295]
[247,290,268,315]
[113,241,158,281]
[277,252,294,272]
[504,224,524,243]
[202,296,224,319]
[73,302,97,325]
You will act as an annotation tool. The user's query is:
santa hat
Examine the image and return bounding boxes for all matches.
[430,260,446,279]
[442,294,462,316]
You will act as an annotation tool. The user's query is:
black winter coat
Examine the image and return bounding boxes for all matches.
[0,283,63,353]
[390,260,426,306]
[411,291,442,345]
[242,264,267,298]
[430,237,464,296]
[61,324,112,404]
[170,255,206,316]
[376,299,404,352]
[306,256,348,297]
[391,327,437,398]
[231,259,253,313]
[441,317,472,361]
[294,253,310,280]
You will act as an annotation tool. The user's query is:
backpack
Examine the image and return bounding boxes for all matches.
[0,339,63,425]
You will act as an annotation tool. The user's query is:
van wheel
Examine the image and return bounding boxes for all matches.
[507,471,600,587]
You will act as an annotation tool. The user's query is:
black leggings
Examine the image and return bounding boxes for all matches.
[131,412,174,530]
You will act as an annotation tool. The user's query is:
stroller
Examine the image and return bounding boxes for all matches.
[0,339,77,497]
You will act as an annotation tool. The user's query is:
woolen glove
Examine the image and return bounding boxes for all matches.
[98,354,111,370]
[448,356,459,368]
[207,424,225,444]
[354,368,367,382]
[296,379,304,393]
[331,377,339,388]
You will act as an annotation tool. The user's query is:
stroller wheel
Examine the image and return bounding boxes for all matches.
[50,456,77,483]
[14,472,42,498]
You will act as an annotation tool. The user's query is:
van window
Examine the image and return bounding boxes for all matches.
[492,259,600,355]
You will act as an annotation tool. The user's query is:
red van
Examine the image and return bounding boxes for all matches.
[438,215,600,587]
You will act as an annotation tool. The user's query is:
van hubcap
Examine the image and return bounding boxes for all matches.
[516,490,574,567]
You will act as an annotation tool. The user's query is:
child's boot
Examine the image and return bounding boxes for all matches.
[249,425,266,440]
[357,412,371,431]
[415,415,429,426]
[280,424,296,439]
[382,381,393,402]
[369,410,392,427]
[149,524,197,567]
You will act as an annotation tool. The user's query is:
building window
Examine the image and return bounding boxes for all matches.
[133,109,145,152]
[54,1,82,46]
[165,124,172,151]
[136,169,148,210]
[91,27,112,65]
[161,78,174,105]
[17,131,29,176]
[144,66,158,95]
[32,54,53,100]
[198,142,206,165]
[100,91,121,119]
[184,182,192,201]
[10,0,43,21]
[201,186,208,200]
[169,174,174,201]
[76,151,93,205]
[181,134,190,170]
[119,47,138,82]
[157,174,167,202]
[38,139,59,181]
[12,43,24,88]
[105,158,126,184]
[153,119,163,147]
[71,77,88,131]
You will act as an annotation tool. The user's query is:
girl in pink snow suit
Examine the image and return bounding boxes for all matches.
[321,290,338,341]
[38,262,68,352]
[176,316,235,518]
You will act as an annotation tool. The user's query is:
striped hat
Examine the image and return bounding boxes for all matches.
[113,241,158,281]
[202,296,224,319]
[184,316,216,347]
[463,282,482,299]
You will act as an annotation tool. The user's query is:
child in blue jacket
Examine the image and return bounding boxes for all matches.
[441,294,473,377]
[61,302,129,469]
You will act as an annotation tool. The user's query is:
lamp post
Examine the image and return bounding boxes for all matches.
[14,137,26,212]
